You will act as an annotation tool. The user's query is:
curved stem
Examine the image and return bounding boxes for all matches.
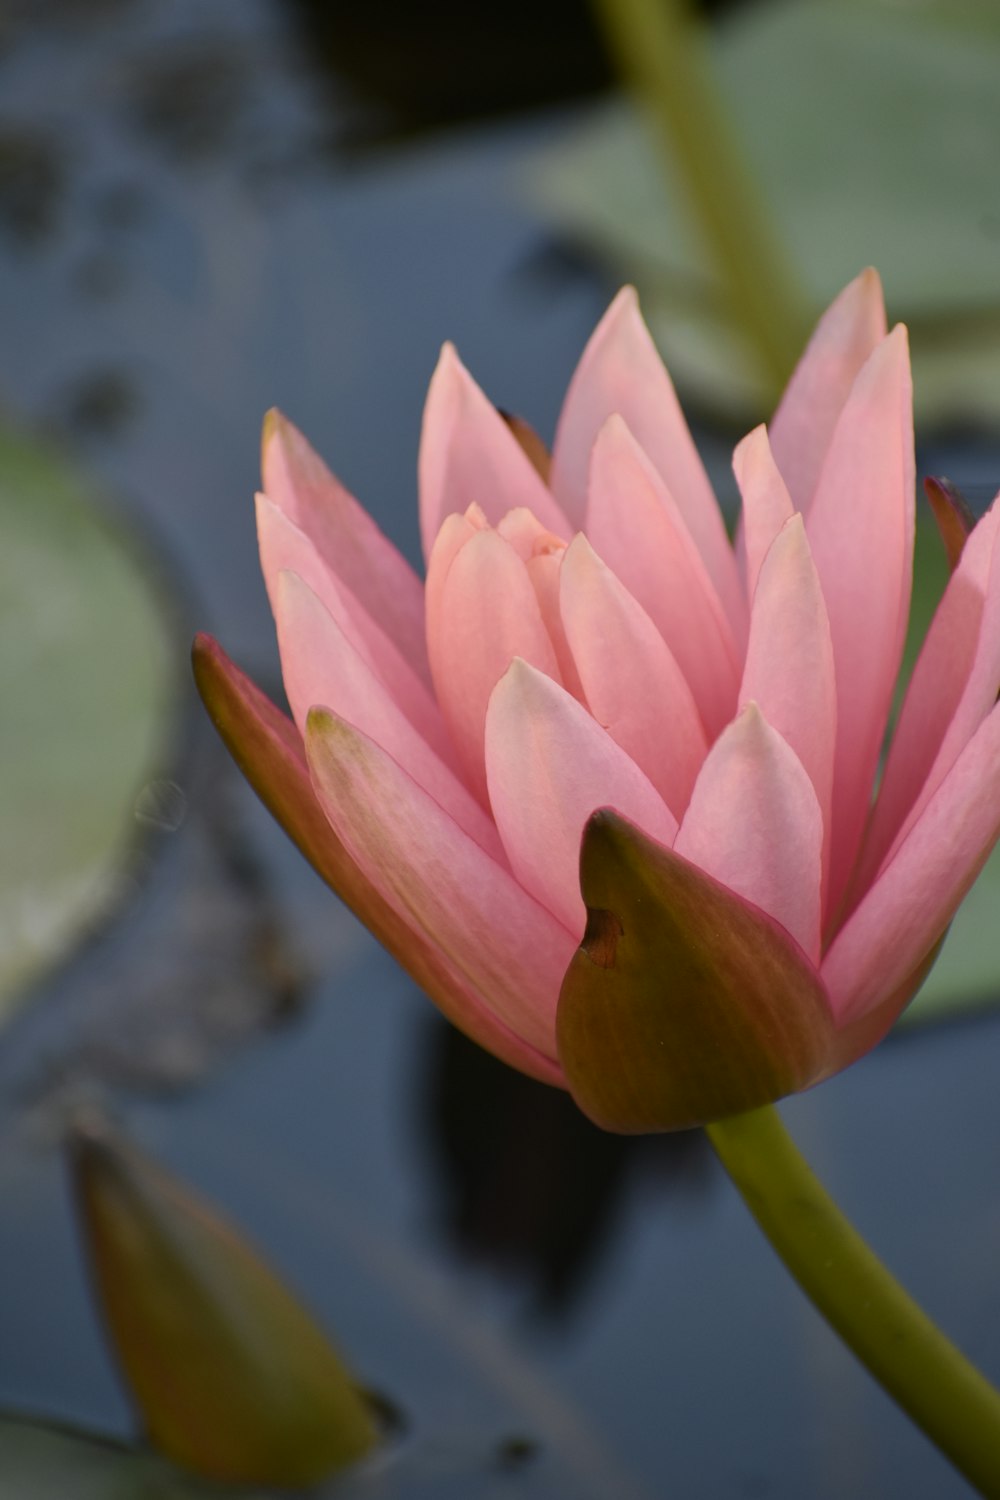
[589,0,814,401]
[707,1105,1000,1497]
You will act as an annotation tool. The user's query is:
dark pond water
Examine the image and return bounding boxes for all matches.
[1,3,1000,1496]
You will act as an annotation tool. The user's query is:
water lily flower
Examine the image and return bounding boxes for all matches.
[194,270,1000,1131]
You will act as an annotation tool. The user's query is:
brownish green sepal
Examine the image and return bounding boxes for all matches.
[192,633,526,1050]
[192,634,440,985]
[556,811,837,1133]
[69,1120,378,1487]
[192,630,364,904]
[924,476,976,573]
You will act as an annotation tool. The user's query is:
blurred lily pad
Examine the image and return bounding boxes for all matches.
[0,1418,225,1499]
[527,0,1000,425]
[0,425,177,1022]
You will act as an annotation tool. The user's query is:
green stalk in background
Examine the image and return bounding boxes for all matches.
[590,0,814,402]
[708,1106,1000,1497]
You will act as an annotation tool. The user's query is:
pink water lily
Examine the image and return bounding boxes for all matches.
[194,270,1000,1130]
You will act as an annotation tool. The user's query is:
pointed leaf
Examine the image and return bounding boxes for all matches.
[69,1121,377,1486]
[557,811,835,1132]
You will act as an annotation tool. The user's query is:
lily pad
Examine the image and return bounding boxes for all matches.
[0,426,177,1023]
[527,0,1000,424]
[0,1418,226,1499]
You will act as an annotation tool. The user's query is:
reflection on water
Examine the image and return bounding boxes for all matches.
[0,2,998,1496]
[0,124,67,248]
[423,1023,711,1319]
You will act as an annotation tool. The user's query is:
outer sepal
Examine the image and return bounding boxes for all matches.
[194,633,395,920]
[192,634,563,1086]
[191,633,465,1011]
[556,811,836,1132]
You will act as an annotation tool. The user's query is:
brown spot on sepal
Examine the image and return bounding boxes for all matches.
[581,907,623,969]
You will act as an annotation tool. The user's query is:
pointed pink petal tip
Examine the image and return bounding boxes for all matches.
[769,268,888,514]
[419,341,567,560]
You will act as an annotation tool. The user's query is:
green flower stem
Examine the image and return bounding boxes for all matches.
[589,0,813,401]
[706,1105,1000,1496]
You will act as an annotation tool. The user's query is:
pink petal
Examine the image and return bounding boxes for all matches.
[822,700,1000,1024]
[424,505,487,642]
[559,533,707,816]
[675,704,824,962]
[261,410,431,687]
[732,424,794,602]
[496,506,558,560]
[803,326,914,914]
[739,516,836,879]
[495,510,583,695]
[426,524,562,801]
[585,416,740,738]
[418,343,569,561]
[274,570,502,859]
[305,707,576,1061]
[256,494,455,767]
[193,634,562,1088]
[857,499,1000,889]
[551,288,746,641]
[524,549,585,700]
[769,269,887,513]
[485,660,678,937]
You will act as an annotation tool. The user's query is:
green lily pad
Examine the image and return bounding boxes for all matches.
[0,426,177,1023]
[0,1418,229,1499]
[527,0,1000,424]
